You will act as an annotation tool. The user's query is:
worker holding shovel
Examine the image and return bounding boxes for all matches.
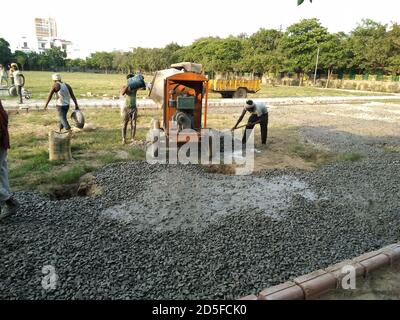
[232,100,269,146]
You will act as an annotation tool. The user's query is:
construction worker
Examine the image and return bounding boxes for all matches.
[0,99,20,221]
[232,100,269,145]
[8,64,14,86]
[44,74,79,133]
[0,65,8,87]
[120,74,138,144]
[11,63,24,104]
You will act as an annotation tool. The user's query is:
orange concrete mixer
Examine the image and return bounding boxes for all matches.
[148,62,210,157]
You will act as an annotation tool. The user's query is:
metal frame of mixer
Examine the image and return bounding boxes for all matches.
[162,71,209,144]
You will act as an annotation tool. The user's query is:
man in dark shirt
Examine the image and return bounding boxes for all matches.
[0,99,20,221]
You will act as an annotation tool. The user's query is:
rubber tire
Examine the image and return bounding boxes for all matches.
[221,92,234,99]
[233,87,247,99]
[8,86,17,97]
[20,74,25,87]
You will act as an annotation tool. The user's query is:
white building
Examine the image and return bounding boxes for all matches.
[37,37,73,55]
[15,36,35,53]
[12,18,83,59]
[35,18,77,59]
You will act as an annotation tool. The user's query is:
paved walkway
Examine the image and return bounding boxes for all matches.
[3,95,400,110]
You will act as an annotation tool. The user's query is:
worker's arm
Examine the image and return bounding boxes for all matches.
[44,84,58,110]
[232,108,247,130]
[120,85,129,96]
[66,84,79,110]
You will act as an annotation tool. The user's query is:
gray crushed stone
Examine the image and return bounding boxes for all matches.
[1,106,399,299]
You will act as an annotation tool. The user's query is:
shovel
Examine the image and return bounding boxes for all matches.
[231,120,261,131]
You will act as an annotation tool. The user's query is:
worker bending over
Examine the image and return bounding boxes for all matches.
[232,100,269,145]
[44,74,79,133]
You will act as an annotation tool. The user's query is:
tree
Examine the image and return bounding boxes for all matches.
[40,47,67,70]
[388,55,400,75]
[87,51,113,73]
[112,52,133,74]
[180,37,244,74]
[319,32,348,87]
[179,37,222,73]
[163,42,182,67]
[37,53,50,71]
[241,28,282,75]
[25,52,40,70]
[386,23,400,75]
[348,19,390,74]
[65,58,87,71]
[13,50,28,70]
[279,19,329,85]
[297,0,312,5]
[0,38,12,66]
[213,37,244,73]
[132,47,151,72]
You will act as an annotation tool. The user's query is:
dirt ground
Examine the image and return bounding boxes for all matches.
[213,101,400,173]
[253,139,316,172]
[320,263,400,300]
[2,100,400,299]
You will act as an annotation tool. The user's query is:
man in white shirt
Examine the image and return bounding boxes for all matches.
[232,100,269,145]
[11,63,24,104]
[0,65,7,87]
[44,74,80,133]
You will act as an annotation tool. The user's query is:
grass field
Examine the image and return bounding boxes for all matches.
[8,108,152,194]
[7,106,361,196]
[0,71,387,102]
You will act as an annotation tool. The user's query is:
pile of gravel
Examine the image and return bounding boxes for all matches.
[1,146,399,299]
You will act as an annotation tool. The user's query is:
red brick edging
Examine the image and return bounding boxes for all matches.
[240,243,400,300]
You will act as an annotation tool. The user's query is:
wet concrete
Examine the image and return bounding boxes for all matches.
[101,172,317,231]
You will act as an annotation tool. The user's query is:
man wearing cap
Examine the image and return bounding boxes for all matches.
[8,64,14,86]
[11,63,24,104]
[232,100,269,145]
[0,99,20,221]
[44,74,79,133]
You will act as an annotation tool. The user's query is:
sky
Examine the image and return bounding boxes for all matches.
[1,0,400,58]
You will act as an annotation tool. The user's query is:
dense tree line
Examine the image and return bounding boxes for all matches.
[0,39,67,71]
[1,19,399,78]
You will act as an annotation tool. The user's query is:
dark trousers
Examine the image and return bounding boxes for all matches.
[242,113,269,145]
[56,105,71,130]
[16,85,23,103]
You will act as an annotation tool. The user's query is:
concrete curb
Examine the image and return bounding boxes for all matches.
[240,243,400,300]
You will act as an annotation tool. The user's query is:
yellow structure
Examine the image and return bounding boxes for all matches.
[208,79,261,98]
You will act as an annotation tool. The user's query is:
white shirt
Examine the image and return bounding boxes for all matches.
[56,82,71,106]
[249,102,268,117]
[13,70,23,86]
